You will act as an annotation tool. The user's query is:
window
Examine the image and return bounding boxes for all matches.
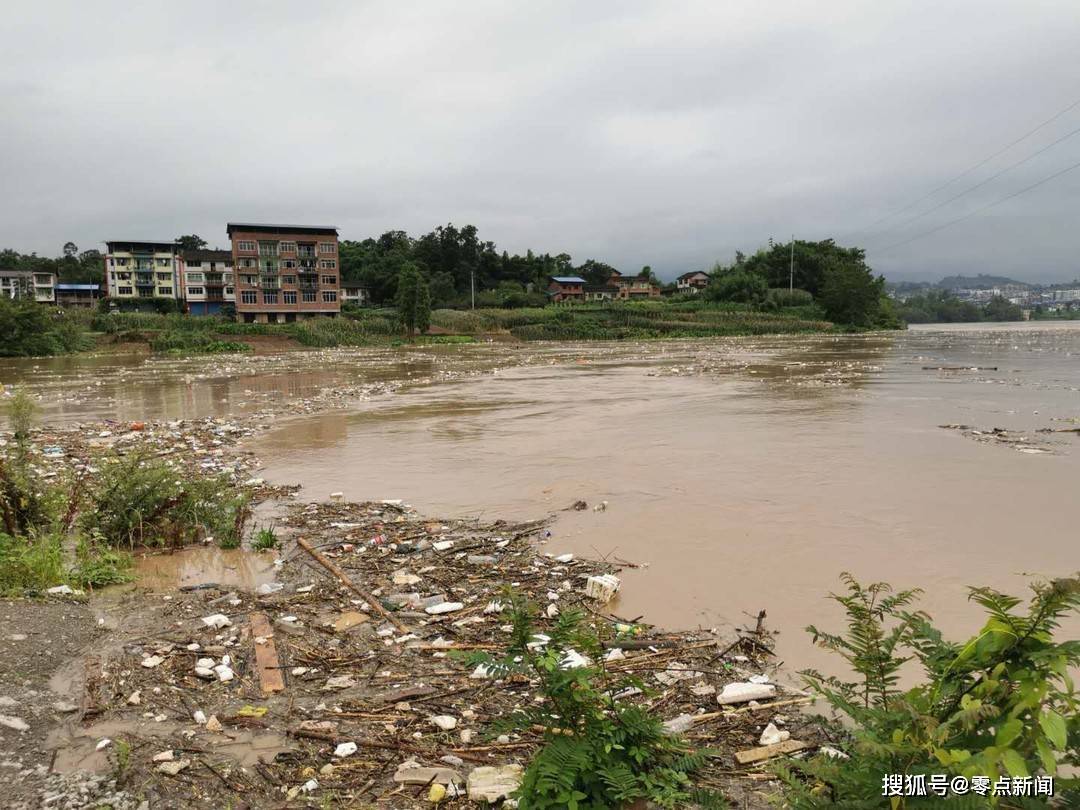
[156,272,171,281]
[261,260,277,273]
[322,290,338,303]
[282,275,297,285]
[321,275,337,285]
[156,258,170,266]
[279,241,296,253]
[116,258,128,266]
[302,291,317,302]
[224,273,233,282]
[258,241,278,256]
[281,260,297,269]
[187,261,202,268]
[318,242,336,254]
[297,244,315,258]
[237,240,256,252]
[283,291,297,304]
[241,274,257,285]
[241,290,257,304]
[117,286,133,295]
[263,291,279,304]
[158,287,173,296]
[238,258,256,268]
[186,273,204,282]
[188,286,204,296]
[318,259,337,269]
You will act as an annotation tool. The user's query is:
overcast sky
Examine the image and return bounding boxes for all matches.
[3,1,1080,282]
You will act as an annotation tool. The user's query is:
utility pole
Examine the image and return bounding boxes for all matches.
[470,269,475,309]
[789,235,795,293]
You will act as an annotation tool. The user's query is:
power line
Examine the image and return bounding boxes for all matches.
[869,120,1080,239]
[874,156,1080,252]
[849,94,1080,236]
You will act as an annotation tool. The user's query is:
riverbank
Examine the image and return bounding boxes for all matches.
[0,412,824,808]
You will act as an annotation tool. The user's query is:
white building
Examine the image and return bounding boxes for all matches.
[178,249,236,315]
[104,240,181,303]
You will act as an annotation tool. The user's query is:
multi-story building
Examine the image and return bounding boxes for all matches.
[55,283,101,308]
[179,249,235,315]
[676,271,711,293]
[610,270,661,299]
[104,241,181,302]
[341,282,370,307]
[0,270,55,302]
[226,223,341,323]
[548,276,586,303]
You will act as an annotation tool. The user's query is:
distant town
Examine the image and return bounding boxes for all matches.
[888,274,1080,313]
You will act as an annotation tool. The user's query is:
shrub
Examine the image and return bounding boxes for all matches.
[777,573,1080,807]
[149,332,251,354]
[704,269,768,304]
[461,592,727,809]
[0,532,67,595]
[83,455,250,548]
[251,525,278,550]
[767,287,814,308]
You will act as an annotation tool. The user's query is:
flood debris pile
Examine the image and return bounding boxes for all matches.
[67,499,823,806]
[938,423,1059,454]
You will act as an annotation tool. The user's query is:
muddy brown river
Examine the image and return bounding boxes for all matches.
[4,321,1078,675]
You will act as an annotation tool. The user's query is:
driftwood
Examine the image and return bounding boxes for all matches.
[922,366,998,371]
[734,739,811,765]
[249,612,285,694]
[295,536,409,633]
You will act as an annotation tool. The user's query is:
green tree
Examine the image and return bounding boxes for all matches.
[704,268,768,304]
[396,263,430,339]
[819,258,885,326]
[176,234,207,251]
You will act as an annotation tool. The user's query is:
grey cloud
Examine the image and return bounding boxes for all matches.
[2,0,1079,281]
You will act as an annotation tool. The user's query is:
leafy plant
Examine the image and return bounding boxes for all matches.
[82,454,249,549]
[0,531,67,594]
[251,525,278,550]
[777,573,1080,808]
[461,591,727,809]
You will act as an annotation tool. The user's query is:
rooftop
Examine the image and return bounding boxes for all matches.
[56,283,100,291]
[550,276,586,284]
[182,249,233,262]
[226,223,338,236]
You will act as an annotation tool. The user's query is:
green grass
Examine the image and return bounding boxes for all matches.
[150,331,252,354]
[251,525,278,550]
[0,532,67,595]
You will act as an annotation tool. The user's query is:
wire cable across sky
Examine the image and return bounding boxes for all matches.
[873,156,1080,253]
[850,94,1080,237]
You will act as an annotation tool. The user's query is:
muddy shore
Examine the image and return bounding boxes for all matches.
[0,410,824,808]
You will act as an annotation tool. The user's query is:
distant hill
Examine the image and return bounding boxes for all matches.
[936,274,1029,290]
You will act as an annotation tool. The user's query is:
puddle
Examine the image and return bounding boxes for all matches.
[47,718,291,773]
[133,547,278,592]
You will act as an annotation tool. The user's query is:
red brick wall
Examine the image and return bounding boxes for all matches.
[230,228,341,317]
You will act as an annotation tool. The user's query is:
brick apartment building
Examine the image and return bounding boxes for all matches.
[103,240,181,302]
[227,223,341,323]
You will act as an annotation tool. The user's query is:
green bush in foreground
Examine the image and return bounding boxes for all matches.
[461,593,727,809]
[83,454,250,549]
[777,573,1080,808]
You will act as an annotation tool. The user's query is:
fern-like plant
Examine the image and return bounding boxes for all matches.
[460,591,728,809]
[777,573,1080,808]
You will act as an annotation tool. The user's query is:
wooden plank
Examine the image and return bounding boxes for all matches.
[250,611,285,694]
[734,739,810,765]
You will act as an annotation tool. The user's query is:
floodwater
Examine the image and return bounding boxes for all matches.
[4,323,1079,675]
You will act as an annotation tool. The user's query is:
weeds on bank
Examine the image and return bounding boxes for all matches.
[0,389,252,593]
[84,454,250,549]
[460,592,728,809]
[251,525,279,550]
[775,573,1080,808]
